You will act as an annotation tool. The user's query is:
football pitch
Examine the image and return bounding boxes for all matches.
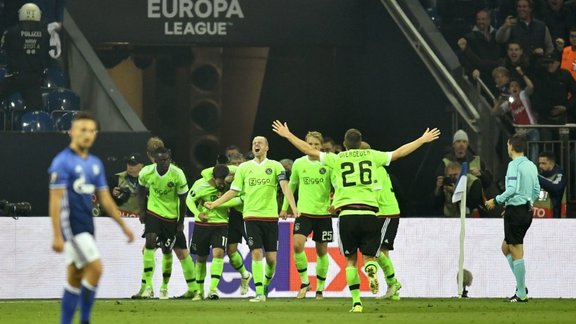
[1,298,575,324]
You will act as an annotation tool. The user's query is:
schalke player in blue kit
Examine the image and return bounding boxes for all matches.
[49,113,134,324]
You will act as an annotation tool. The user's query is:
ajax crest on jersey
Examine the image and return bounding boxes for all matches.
[265,168,273,175]
[167,181,175,188]
[319,167,326,175]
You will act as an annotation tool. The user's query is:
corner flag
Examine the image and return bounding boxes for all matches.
[453,162,468,298]
[452,162,469,203]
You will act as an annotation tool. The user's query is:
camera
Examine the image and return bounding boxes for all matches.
[118,187,131,195]
[0,200,32,217]
[443,176,454,186]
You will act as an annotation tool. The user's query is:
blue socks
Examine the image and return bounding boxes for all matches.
[80,279,97,323]
[512,259,527,298]
[61,284,80,324]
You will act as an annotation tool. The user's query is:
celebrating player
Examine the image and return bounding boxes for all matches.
[187,164,244,300]
[138,147,198,299]
[280,131,333,299]
[273,120,440,312]
[359,141,403,301]
[200,161,253,296]
[132,136,176,299]
[49,112,135,324]
[205,136,299,303]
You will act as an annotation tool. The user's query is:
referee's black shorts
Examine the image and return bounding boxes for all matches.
[338,215,382,257]
[504,204,533,245]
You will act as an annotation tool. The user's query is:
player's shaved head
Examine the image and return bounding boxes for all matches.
[254,136,268,146]
[344,128,362,150]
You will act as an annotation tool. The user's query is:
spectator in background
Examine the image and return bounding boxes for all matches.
[0,3,49,110]
[280,158,293,175]
[225,145,241,158]
[537,151,566,218]
[560,26,576,80]
[541,0,573,45]
[322,137,336,153]
[227,152,245,166]
[110,153,144,218]
[497,0,545,26]
[500,41,533,80]
[433,161,484,217]
[435,129,494,191]
[532,51,576,129]
[491,66,511,98]
[496,0,554,56]
[491,67,540,161]
[457,9,502,86]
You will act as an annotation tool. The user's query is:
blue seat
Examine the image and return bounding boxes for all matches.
[54,111,77,131]
[3,92,25,111]
[44,88,81,112]
[20,111,54,132]
[42,66,66,88]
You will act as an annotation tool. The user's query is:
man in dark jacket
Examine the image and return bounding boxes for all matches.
[532,51,576,128]
[496,0,554,55]
[537,151,566,218]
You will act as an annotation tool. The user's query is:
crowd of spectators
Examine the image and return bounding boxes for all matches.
[420,1,574,217]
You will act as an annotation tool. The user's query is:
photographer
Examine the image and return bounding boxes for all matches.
[109,153,144,217]
[434,162,484,217]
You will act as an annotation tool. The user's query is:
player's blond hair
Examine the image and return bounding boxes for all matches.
[305,131,323,144]
[147,137,165,162]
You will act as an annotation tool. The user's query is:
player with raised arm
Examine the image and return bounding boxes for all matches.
[205,136,299,302]
[187,164,244,300]
[49,112,134,324]
[272,120,440,312]
[138,147,198,299]
[280,131,333,299]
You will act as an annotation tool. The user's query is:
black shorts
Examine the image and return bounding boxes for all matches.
[504,204,533,245]
[143,213,188,251]
[379,217,400,250]
[227,209,245,244]
[190,224,228,256]
[293,215,333,243]
[338,215,382,257]
[244,220,278,252]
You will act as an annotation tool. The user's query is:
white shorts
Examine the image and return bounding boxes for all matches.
[64,232,101,269]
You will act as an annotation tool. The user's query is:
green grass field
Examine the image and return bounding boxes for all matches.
[1,298,575,324]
